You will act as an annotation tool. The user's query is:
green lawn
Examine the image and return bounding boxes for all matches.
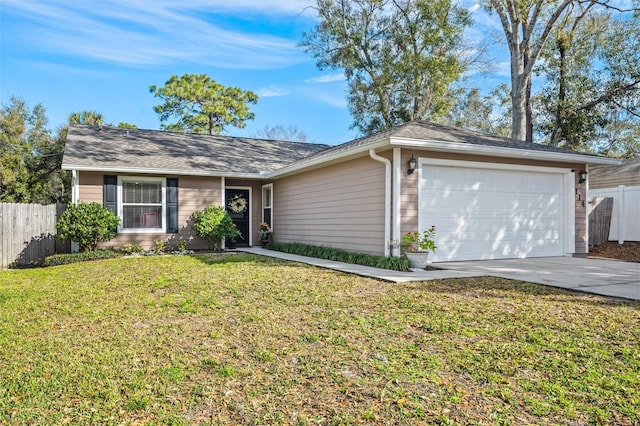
[1,254,638,425]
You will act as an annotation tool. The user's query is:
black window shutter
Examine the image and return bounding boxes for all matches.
[166,178,179,233]
[103,175,117,214]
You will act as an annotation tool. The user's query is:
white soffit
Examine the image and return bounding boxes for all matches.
[391,137,622,166]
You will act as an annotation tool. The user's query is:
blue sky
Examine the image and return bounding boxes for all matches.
[1,0,509,145]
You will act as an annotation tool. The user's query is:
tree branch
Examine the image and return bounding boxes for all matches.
[525,0,574,76]
[574,80,640,112]
[579,0,640,13]
[611,100,640,118]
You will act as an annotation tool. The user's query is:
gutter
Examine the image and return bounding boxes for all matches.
[390,137,623,166]
[369,149,391,257]
[62,164,267,180]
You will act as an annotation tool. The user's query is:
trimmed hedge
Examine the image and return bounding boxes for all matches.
[266,242,410,271]
[44,249,122,267]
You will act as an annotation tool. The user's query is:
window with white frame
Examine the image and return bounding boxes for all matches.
[118,177,166,232]
[262,183,273,227]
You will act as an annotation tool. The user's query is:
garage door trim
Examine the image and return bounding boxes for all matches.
[418,158,576,261]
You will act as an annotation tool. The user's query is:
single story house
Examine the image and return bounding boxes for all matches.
[62,121,620,262]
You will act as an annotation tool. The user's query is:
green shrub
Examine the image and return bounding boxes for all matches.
[44,249,121,267]
[152,239,167,254]
[193,205,240,252]
[56,203,120,252]
[267,242,410,271]
[121,243,145,255]
[175,240,189,252]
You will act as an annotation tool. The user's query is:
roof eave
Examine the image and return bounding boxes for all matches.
[390,137,623,165]
[62,164,268,179]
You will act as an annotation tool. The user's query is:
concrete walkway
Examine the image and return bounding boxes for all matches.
[438,257,640,301]
[239,248,640,301]
[238,247,481,282]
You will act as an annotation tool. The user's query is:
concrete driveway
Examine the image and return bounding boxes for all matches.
[437,257,640,301]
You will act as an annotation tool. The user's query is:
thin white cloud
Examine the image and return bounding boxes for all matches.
[256,86,291,97]
[309,91,347,109]
[18,60,112,78]
[494,61,511,77]
[2,0,310,69]
[183,0,316,16]
[304,73,346,84]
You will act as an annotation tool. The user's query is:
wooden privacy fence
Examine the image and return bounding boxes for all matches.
[0,203,68,269]
[588,197,613,247]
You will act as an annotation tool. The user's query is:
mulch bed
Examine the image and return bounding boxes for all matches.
[589,241,640,263]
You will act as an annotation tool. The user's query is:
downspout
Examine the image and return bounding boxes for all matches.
[221,176,226,250]
[369,149,391,257]
[392,148,401,257]
[71,170,78,204]
[71,170,79,253]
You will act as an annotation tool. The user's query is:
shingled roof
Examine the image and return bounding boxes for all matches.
[62,125,331,176]
[302,120,603,161]
[63,121,618,177]
[271,121,619,176]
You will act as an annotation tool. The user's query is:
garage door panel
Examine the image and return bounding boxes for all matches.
[420,163,566,262]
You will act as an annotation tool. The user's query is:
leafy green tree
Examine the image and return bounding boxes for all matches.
[484,0,639,143]
[534,10,640,157]
[68,110,105,125]
[56,202,120,252]
[300,0,473,135]
[0,96,69,203]
[483,0,575,142]
[193,205,241,252]
[150,74,258,135]
[117,122,137,129]
[446,86,511,137]
[0,97,32,202]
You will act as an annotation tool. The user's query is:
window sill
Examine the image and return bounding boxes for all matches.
[118,228,166,234]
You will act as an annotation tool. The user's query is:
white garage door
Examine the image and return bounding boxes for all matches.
[420,160,570,262]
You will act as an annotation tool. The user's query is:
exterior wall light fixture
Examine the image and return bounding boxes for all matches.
[578,170,588,184]
[407,156,417,175]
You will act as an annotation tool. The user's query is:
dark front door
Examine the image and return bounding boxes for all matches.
[225,188,250,246]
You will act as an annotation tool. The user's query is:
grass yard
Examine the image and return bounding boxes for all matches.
[1,254,638,425]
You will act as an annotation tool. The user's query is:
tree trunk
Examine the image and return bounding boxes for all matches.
[508,36,528,142]
[525,56,534,143]
[511,71,528,142]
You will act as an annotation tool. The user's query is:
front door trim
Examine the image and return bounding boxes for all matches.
[226,186,252,246]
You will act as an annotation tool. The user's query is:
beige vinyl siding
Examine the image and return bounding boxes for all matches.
[574,170,588,254]
[399,149,588,255]
[400,150,419,234]
[78,172,222,250]
[589,161,640,189]
[77,171,103,204]
[273,156,386,255]
[590,173,640,189]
